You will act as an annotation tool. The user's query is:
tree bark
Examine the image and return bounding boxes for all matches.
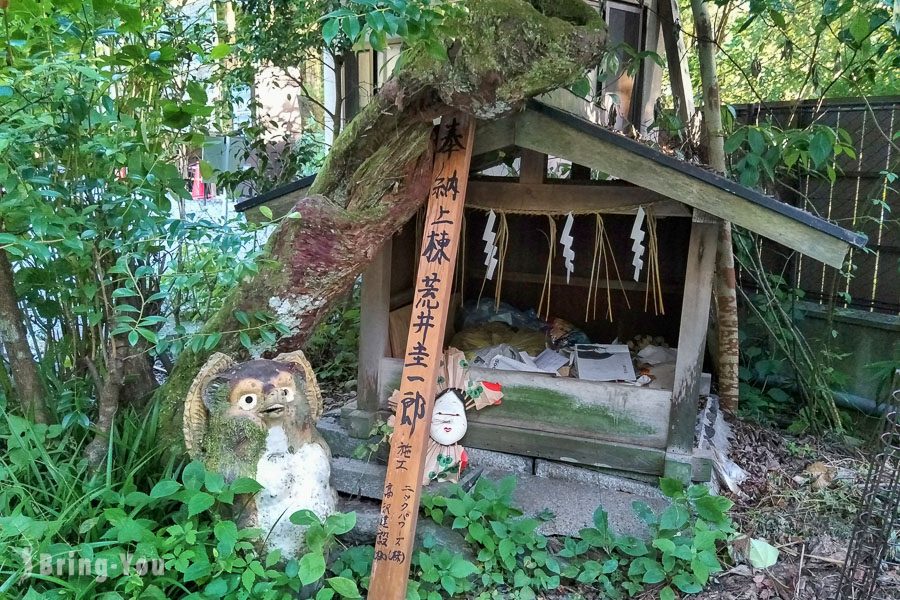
[154,0,608,448]
[690,0,740,410]
[0,245,50,423]
[83,338,124,467]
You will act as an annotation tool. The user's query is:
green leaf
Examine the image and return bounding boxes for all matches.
[570,76,591,98]
[660,504,690,530]
[214,520,238,556]
[204,579,229,596]
[259,205,273,220]
[642,563,665,584]
[323,18,340,44]
[199,160,214,181]
[694,494,733,523]
[692,557,710,584]
[239,331,252,349]
[748,538,779,569]
[316,589,336,600]
[747,128,765,154]
[290,509,321,526]
[150,479,181,499]
[299,552,326,585]
[659,478,684,498]
[183,561,211,582]
[672,573,703,593]
[724,130,746,154]
[653,538,677,554]
[324,512,356,536]
[449,559,477,578]
[849,13,870,44]
[327,576,362,598]
[182,461,206,490]
[231,477,263,494]
[809,131,833,168]
[188,492,215,517]
[209,43,231,60]
[660,586,676,600]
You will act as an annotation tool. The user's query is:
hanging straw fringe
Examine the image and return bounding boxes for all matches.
[642,210,665,315]
[494,213,509,310]
[537,215,557,321]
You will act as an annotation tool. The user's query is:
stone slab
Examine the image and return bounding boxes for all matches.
[534,459,664,500]
[466,447,534,475]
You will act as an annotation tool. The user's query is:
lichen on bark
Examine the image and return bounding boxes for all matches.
[155,0,608,450]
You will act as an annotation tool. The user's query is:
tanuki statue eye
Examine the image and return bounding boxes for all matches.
[239,394,258,410]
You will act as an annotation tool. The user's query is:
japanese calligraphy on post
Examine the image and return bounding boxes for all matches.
[368,114,476,599]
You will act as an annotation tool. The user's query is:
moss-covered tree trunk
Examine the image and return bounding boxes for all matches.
[155,0,608,448]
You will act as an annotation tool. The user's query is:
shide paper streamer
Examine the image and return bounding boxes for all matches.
[559,212,575,283]
[630,206,646,281]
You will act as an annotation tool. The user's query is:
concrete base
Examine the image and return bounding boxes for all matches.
[320,412,669,539]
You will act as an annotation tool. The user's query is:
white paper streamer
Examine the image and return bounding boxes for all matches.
[482,210,499,280]
[630,206,646,281]
[559,212,575,283]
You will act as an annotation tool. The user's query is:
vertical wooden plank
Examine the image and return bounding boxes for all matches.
[519,148,547,184]
[356,242,392,413]
[368,113,476,599]
[665,211,719,482]
[657,0,695,129]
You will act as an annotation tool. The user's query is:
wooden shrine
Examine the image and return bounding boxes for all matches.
[238,101,866,484]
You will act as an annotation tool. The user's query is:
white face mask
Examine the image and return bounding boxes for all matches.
[430,390,468,445]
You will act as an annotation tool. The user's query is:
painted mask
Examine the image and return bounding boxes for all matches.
[430,389,468,445]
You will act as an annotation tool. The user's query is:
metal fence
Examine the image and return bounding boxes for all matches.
[734,97,900,315]
[836,400,900,599]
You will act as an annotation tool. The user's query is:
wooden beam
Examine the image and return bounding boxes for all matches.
[515,109,852,267]
[464,422,667,476]
[356,242,392,413]
[369,114,476,599]
[467,268,678,294]
[473,116,517,157]
[665,212,719,482]
[467,180,691,217]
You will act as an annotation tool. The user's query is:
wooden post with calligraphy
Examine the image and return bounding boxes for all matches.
[368,113,476,599]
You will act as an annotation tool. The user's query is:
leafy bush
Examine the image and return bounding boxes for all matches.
[0,409,366,599]
[563,478,733,600]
